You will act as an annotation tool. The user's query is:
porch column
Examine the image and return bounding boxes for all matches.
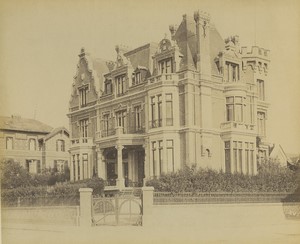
[70,155,74,181]
[143,140,149,186]
[128,150,133,182]
[75,155,79,181]
[115,145,125,188]
[80,156,84,180]
[97,149,106,180]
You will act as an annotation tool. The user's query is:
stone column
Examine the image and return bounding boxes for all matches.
[115,145,124,188]
[70,155,74,181]
[143,141,149,186]
[75,156,78,181]
[142,186,154,227]
[79,188,93,227]
[97,149,106,180]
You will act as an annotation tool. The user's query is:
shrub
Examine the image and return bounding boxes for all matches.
[0,159,32,189]
[146,163,298,193]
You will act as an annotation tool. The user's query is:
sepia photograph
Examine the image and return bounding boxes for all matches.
[1,0,300,243]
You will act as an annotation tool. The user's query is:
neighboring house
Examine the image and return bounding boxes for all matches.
[68,10,270,187]
[269,144,292,167]
[0,115,70,174]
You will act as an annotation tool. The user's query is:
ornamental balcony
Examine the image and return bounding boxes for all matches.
[70,137,94,147]
[148,73,178,84]
[96,126,145,140]
[220,121,255,131]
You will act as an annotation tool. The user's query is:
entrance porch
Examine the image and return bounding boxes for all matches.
[97,145,145,188]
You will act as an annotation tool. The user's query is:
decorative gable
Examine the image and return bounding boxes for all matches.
[69,48,99,111]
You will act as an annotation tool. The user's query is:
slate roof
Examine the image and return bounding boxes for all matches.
[0,115,53,134]
[124,43,158,73]
[84,54,110,93]
[173,14,225,75]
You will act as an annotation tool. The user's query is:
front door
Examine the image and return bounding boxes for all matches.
[107,162,116,185]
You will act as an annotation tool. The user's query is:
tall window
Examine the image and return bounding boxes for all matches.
[82,154,88,179]
[157,95,162,127]
[166,140,174,172]
[102,113,109,137]
[72,155,76,180]
[257,79,265,100]
[245,142,250,175]
[104,80,112,94]
[150,96,156,128]
[238,142,243,173]
[132,72,141,86]
[226,62,239,82]
[56,140,65,152]
[79,86,88,107]
[29,138,36,151]
[233,141,238,173]
[159,58,173,74]
[250,143,254,175]
[134,106,142,131]
[224,141,231,173]
[257,112,266,136]
[6,137,13,150]
[77,154,80,180]
[166,94,173,126]
[226,96,244,122]
[158,140,163,175]
[79,119,88,142]
[116,110,127,131]
[116,75,126,95]
[152,142,157,177]
[233,141,243,173]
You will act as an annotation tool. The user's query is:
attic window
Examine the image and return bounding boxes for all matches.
[104,80,112,95]
[159,58,173,74]
[132,72,141,86]
[225,62,239,82]
[79,85,88,107]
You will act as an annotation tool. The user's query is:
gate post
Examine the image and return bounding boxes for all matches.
[142,186,154,227]
[79,188,93,227]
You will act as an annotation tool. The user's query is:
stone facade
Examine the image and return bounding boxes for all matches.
[68,11,270,187]
[0,115,70,173]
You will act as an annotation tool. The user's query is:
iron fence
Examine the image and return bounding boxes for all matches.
[153,192,295,205]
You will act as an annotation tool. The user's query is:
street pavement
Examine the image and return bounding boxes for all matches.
[2,203,300,244]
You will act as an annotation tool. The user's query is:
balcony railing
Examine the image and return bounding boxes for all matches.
[149,119,162,129]
[149,73,178,84]
[97,126,145,138]
[220,122,255,131]
[71,137,93,145]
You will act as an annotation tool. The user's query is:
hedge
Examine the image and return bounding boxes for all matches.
[1,177,105,200]
[146,164,299,193]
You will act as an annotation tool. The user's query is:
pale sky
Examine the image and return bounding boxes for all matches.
[0,0,299,153]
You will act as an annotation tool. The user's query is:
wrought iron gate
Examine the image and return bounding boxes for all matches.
[92,189,142,226]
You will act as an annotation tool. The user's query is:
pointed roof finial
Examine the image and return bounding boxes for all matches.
[78,47,86,58]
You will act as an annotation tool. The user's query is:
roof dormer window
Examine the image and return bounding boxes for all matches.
[79,85,89,107]
[116,74,126,96]
[159,58,173,74]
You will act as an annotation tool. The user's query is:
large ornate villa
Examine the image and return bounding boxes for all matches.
[68,10,270,187]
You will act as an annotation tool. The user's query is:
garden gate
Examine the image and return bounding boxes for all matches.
[92,188,142,226]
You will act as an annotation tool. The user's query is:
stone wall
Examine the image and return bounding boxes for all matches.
[2,206,80,226]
